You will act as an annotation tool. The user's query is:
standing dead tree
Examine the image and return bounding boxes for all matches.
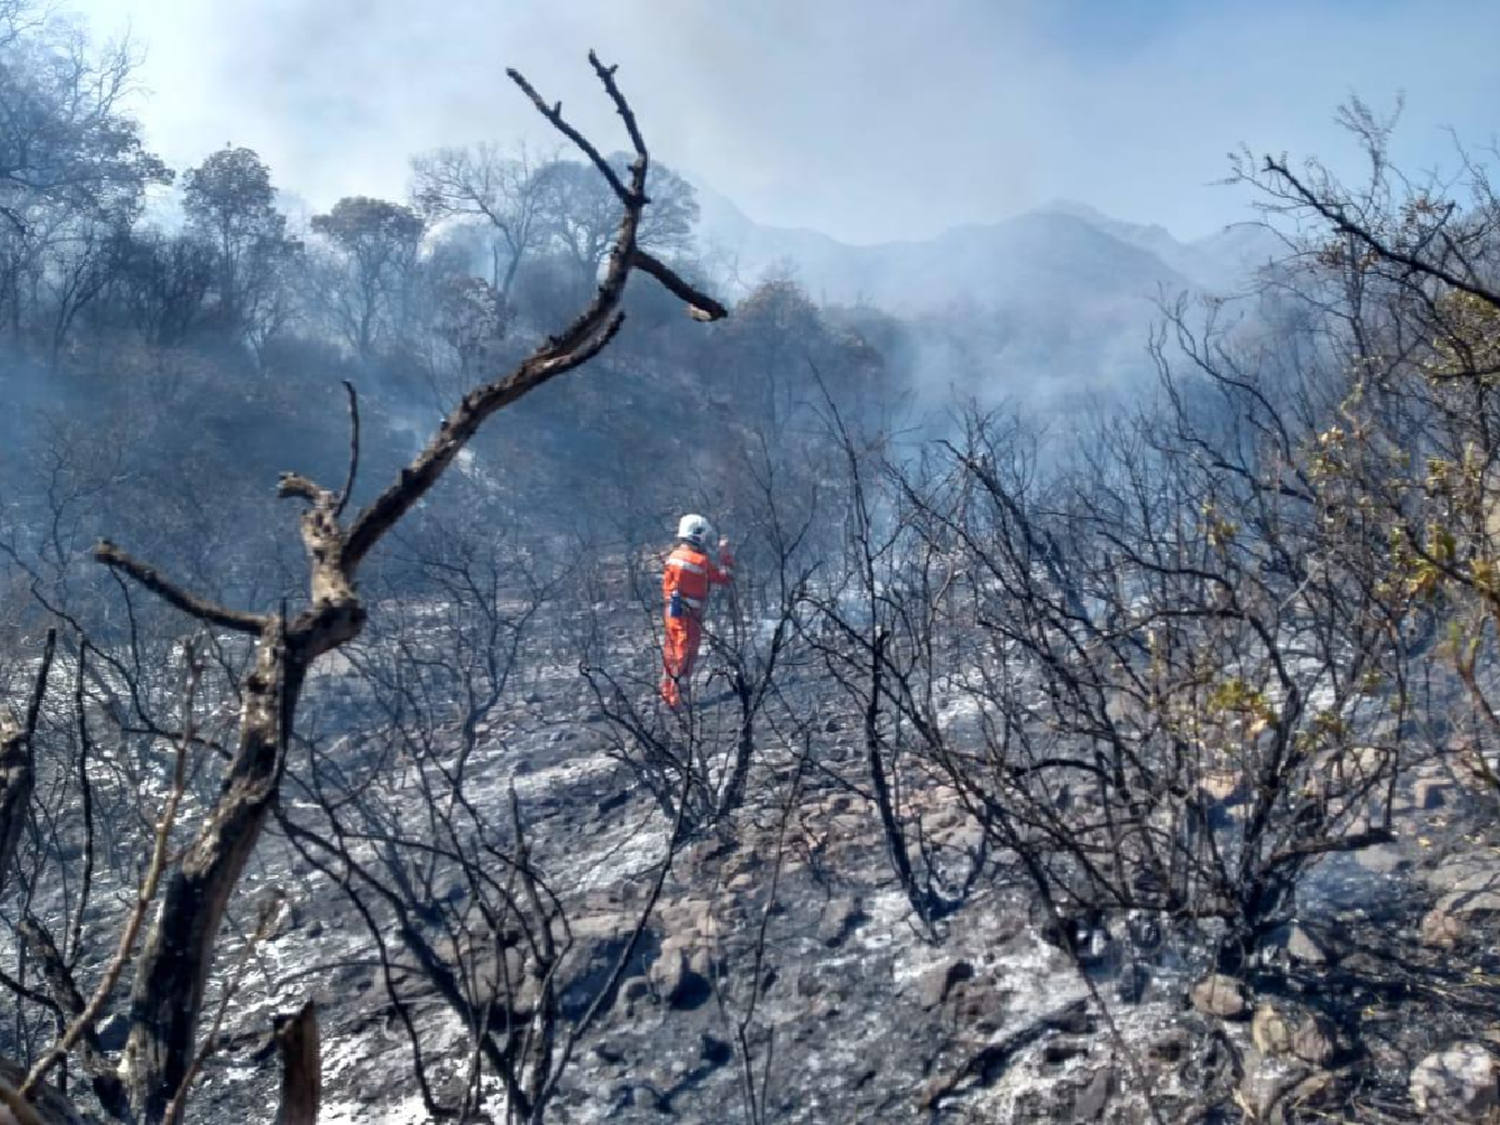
[7,52,724,1123]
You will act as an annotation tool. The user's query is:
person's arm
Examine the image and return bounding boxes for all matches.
[708,539,735,585]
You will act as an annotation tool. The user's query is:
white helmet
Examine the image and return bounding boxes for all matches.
[676,513,713,547]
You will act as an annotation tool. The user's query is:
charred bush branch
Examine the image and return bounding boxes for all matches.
[1262,156,1500,310]
[18,918,127,1117]
[23,639,202,1104]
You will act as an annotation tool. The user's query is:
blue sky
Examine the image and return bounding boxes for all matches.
[66,0,1500,243]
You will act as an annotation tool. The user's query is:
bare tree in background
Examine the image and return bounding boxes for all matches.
[534,155,699,286]
[412,144,554,311]
[310,196,426,361]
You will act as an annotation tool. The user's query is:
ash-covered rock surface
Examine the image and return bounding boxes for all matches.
[3,596,1499,1125]
[9,640,1479,1125]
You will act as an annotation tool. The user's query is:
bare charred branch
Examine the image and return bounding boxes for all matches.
[0,1077,45,1125]
[274,474,330,506]
[631,248,728,321]
[505,58,637,204]
[162,894,289,1125]
[92,542,266,634]
[336,379,360,519]
[66,51,722,1122]
[1263,156,1500,309]
[119,626,293,1118]
[345,57,720,575]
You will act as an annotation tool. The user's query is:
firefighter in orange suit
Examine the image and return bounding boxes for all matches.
[661,513,734,709]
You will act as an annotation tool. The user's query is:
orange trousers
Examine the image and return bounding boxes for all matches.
[660,614,702,709]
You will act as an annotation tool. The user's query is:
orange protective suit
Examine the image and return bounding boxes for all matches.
[660,540,734,709]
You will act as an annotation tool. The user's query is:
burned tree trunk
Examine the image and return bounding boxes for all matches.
[272,1003,320,1125]
[0,630,55,897]
[116,622,325,1118]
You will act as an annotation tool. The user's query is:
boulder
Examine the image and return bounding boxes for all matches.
[1423,907,1468,948]
[1192,973,1248,1019]
[688,945,718,984]
[1410,1042,1500,1121]
[1353,843,1407,874]
[648,943,688,1000]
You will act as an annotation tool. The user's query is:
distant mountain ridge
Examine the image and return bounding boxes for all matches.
[692,184,1280,313]
[690,183,1284,410]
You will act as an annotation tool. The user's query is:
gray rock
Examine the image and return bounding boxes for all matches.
[1285,923,1328,966]
[817,896,865,947]
[1421,881,1500,948]
[1192,973,1248,1019]
[915,959,974,1009]
[649,944,688,1000]
[1415,775,1453,810]
[1238,1051,1310,1121]
[1422,906,1467,948]
[1072,1066,1115,1120]
[1411,1042,1500,1121]
[1354,843,1407,874]
[1252,1003,1293,1057]
[1291,1015,1338,1067]
[688,945,718,983]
